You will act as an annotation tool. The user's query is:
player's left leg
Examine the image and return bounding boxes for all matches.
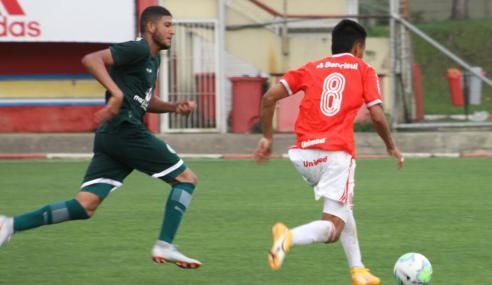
[119,126,200,269]
[269,210,345,271]
[269,196,347,271]
[151,168,201,269]
[159,168,197,244]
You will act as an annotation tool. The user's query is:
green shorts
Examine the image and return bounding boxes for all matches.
[80,122,186,199]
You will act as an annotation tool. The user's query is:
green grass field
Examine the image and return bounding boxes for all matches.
[0,158,491,284]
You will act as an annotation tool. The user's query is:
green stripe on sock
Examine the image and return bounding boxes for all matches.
[14,199,89,232]
[50,201,69,223]
[159,183,195,243]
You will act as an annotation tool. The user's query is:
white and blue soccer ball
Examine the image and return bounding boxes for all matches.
[394,252,432,285]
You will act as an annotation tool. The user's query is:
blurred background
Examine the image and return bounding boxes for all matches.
[0,0,491,135]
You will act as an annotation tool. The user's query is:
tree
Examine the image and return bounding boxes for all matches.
[451,0,469,20]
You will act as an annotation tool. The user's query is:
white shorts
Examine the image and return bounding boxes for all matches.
[288,148,355,220]
[323,197,351,223]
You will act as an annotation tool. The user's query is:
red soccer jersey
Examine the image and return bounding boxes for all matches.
[280,53,383,157]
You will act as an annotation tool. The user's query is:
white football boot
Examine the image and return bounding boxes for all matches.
[0,215,14,249]
[151,240,201,269]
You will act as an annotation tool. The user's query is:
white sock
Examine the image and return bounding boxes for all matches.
[291,220,335,246]
[340,211,364,268]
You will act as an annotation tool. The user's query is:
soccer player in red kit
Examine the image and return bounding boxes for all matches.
[254,19,404,285]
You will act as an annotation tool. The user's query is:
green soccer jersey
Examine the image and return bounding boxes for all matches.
[101,38,160,128]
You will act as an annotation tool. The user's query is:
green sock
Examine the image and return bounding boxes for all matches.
[159,183,195,243]
[13,199,90,232]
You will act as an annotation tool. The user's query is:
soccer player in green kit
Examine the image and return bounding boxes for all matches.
[0,6,201,269]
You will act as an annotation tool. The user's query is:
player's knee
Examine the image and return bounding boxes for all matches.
[185,171,197,185]
[321,219,344,244]
[323,228,342,244]
[83,208,96,218]
[75,192,102,218]
[191,172,198,185]
[330,231,342,243]
[77,203,97,218]
[174,168,198,186]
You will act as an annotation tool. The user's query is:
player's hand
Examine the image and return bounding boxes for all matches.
[253,137,272,165]
[95,93,123,124]
[175,100,196,116]
[387,147,404,169]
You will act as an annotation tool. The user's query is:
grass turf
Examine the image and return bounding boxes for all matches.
[0,158,491,284]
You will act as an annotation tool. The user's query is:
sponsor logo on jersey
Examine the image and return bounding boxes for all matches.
[0,0,41,38]
[133,95,149,110]
[133,87,153,111]
[316,62,358,70]
[301,138,326,148]
[303,156,328,167]
[146,68,152,73]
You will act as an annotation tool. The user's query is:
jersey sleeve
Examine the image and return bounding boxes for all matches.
[362,65,383,107]
[279,64,308,95]
[109,41,148,67]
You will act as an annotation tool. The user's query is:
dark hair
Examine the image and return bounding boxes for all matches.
[140,6,172,34]
[331,19,367,54]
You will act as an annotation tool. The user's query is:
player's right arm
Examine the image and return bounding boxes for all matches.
[362,65,403,169]
[81,49,124,123]
[368,104,404,169]
[253,83,289,165]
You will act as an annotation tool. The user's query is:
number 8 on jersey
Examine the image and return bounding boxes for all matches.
[320,73,345,117]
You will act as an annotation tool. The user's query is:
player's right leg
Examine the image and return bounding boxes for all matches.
[0,185,102,249]
[0,215,14,249]
[0,197,92,250]
[342,212,380,285]
[0,133,131,251]
[334,160,380,285]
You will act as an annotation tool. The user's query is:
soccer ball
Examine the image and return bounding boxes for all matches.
[394,252,432,285]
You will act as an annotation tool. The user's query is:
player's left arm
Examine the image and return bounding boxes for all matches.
[253,83,289,164]
[81,49,124,123]
[146,95,196,116]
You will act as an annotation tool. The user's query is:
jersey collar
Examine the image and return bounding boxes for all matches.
[331,53,354,58]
